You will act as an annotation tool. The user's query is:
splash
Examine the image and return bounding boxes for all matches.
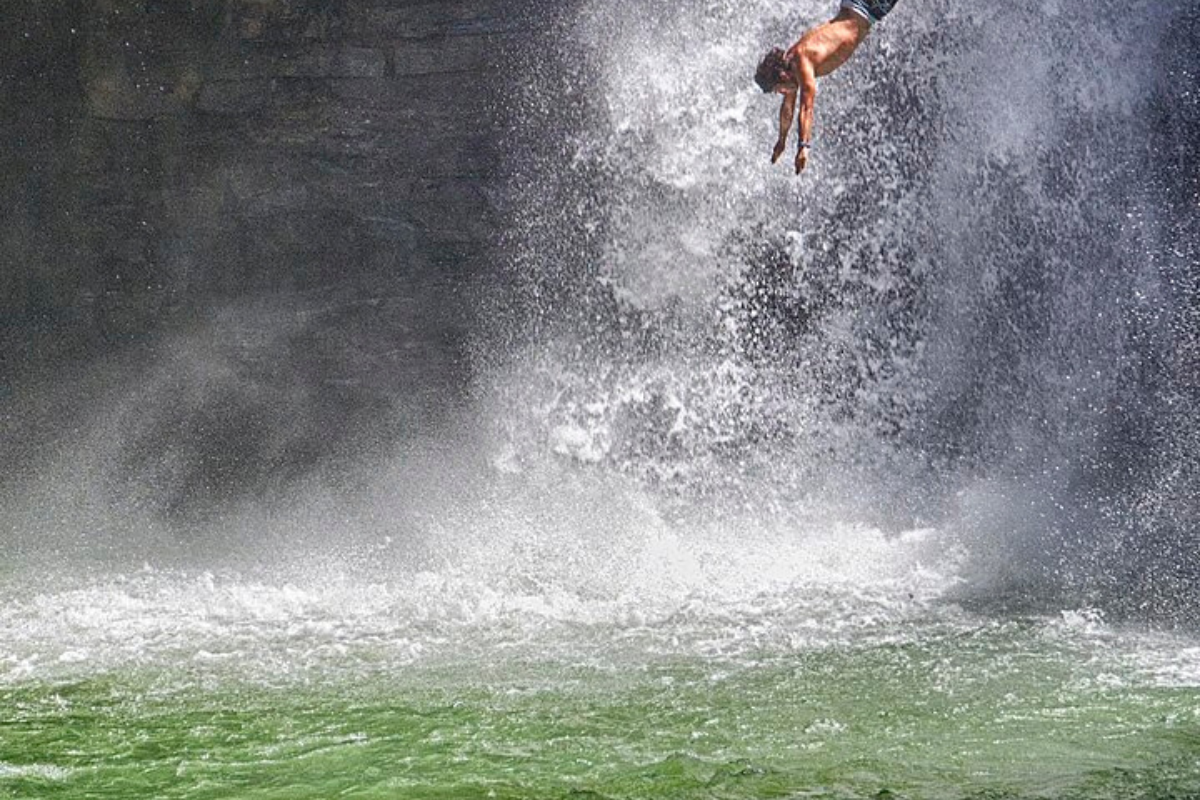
[488,0,1200,619]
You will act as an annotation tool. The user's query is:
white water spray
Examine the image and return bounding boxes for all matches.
[488,0,1198,616]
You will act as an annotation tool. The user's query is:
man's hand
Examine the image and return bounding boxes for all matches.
[772,140,787,164]
[794,147,809,174]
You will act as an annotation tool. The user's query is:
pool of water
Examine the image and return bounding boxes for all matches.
[3,543,1198,799]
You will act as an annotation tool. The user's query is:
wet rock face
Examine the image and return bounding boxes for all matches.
[0,1,545,518]
[3,0,535,364]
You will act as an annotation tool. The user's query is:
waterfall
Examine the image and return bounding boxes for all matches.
[484,0,1200,621]
[0,0,1194,627]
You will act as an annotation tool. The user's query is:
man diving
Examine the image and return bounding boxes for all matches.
[755,0,899,174]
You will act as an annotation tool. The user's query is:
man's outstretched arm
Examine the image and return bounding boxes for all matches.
[772,91,797,164]
[795,59,818,173]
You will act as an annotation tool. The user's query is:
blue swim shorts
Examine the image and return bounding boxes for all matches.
[840,0,898,25]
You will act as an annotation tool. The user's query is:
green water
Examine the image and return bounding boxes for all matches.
[4,617,1199,799]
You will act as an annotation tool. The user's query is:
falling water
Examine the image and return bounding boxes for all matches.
[488,0,1200,620]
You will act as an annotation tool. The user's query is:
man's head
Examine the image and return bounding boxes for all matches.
[755,47,794,93]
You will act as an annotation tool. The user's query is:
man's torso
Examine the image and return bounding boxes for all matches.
[791,11,872,78]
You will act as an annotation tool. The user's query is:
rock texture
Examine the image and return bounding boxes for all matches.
[1,0,547,518]
[4,0,536,347]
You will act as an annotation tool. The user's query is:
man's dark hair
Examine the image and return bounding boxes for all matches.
[755,47,788,93]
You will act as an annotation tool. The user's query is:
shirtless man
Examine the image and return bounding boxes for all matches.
[755,0,899,174]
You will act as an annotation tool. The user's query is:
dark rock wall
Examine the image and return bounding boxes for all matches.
[1,1,547,519]
[3,0,535,370]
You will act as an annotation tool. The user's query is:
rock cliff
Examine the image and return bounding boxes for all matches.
[1,0,548,518]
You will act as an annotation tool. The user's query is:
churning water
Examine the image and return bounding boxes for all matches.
[2,0,1199,797]
[491,0,1200,618]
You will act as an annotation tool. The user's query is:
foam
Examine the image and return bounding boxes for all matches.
[0,521,966,684]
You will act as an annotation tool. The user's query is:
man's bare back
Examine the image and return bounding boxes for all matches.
[754,0,900,174]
